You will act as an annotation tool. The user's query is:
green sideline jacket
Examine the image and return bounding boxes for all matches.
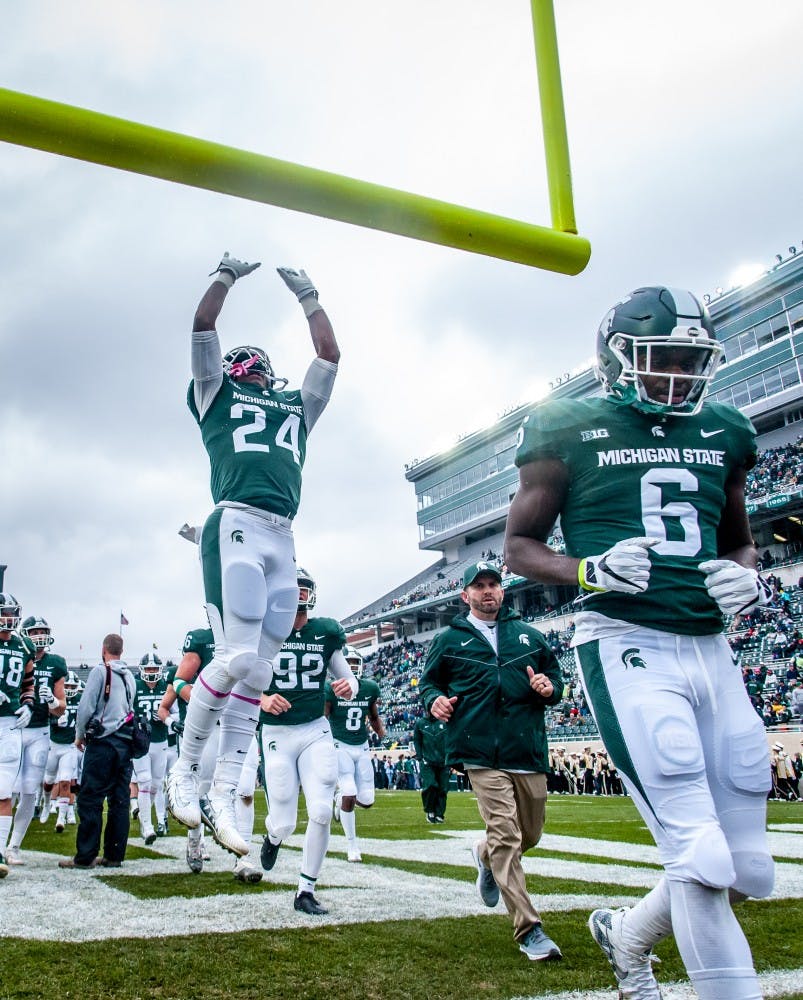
[413,715,448,767]
[418,607,564,773]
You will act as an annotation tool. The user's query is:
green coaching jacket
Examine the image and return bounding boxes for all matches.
[418,608,564,773]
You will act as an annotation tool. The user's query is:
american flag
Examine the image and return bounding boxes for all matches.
[120,611,129,627]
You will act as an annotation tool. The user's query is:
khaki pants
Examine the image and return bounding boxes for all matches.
[469,768,546,942]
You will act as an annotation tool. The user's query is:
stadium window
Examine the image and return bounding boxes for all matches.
[780,358,801,390]
[738,329,757,356]
[746,375,766,403]
[732,384,750,408]
[764,367,782,396]
[754,321,774,348]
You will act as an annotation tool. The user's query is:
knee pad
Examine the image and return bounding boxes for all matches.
[268,819,296,842]
[307,798,333,826]
[226,651,272,690]
[223,561,268,622]
[681,825,736,889]
[357,790,375,808]
[731,849,774,899]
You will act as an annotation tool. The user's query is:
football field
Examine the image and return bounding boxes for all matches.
[2,792,801,1000]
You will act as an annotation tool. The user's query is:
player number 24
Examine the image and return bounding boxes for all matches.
[230,404,301,464]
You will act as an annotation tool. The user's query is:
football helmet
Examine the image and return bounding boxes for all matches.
[140,653,163,683]
[0,593,21,631]
[21,615,54,649]
[64,671,81,700]
[344,645,363,678]
[222,346,288,390]
[297,566,317,611]
[595,286,723,416]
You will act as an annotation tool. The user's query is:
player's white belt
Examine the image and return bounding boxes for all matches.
[216,501,293,529]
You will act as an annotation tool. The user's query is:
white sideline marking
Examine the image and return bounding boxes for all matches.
[3,826,800,942]
[511,968,803,1000]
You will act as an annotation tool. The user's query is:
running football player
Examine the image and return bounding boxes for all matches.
[0,594,36,876]
[505,287,774,1000]
[132,654,172,845]
[6,616,67,862]
[324,645,384,862]
[259,567,358,914]
[167,253,340,859]
[42,671,82,833]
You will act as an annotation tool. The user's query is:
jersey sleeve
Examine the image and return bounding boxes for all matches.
[716,403,758,472]
[189,329,224,421]
[49,655,69,684]
[514,400,577,468]
[301,357,338,434]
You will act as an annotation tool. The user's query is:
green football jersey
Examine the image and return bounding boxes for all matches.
[325,677,381,745]
[188,377,309,518]
[0,633,35,717]
[261,617,347,727]
[135,676,170,743]
[515,395,756,635]
[50,697,80,745]
[170,628,215,723]
[30,652,69,729]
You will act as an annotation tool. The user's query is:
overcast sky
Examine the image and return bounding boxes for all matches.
[2,1,802,661]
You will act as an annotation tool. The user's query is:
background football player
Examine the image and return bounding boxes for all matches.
[505,286,774,1000]
[132,654,173,844]
[41,670,82,833]
[259,567,358,914]
[0,594,36,876]
[167,253,340,860]
[324,645,384,862]
[6,615,67,863]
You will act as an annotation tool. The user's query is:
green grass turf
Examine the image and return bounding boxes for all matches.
[10,792,802,999]
[4,901,802,1000]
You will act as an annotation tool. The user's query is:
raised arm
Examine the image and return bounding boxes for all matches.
[277,267,340,364]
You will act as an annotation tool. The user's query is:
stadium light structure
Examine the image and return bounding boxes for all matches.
[0,0,590,275]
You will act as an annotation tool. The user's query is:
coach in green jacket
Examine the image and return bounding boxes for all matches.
[418,561,564,962]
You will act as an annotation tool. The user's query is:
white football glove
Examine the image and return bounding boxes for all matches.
[209,251,261,280]
[276,266,318,302]
[579,537,659,595]
[12,704,33,730]
[0,690,10,707]
[151,709,163,724]
[57,713,70,727]
[165,717,184,736]
[699,560,773,616]
[38,683,57,706]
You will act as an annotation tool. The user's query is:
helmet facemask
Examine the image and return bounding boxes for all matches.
[296,567,317,611]
[140,654,163,684]
[344,646,363,679]
[608,331,723,416]
[21,615,54,648]
[0,594,21,631]
[222,346,288,391]
[65,671,81,700]
[596,287,723,417]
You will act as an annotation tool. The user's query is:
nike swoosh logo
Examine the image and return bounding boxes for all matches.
[461,640,473,647]
[270,600,298,613]
[700,428,724,438]
[314,635,325,640]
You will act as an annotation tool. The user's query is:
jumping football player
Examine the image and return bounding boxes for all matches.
[167,253,340,859]
[505,286,774,1000]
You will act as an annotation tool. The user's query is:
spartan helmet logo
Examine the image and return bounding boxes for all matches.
[651,426,666,438]
[621,647,647,670]
[230,530,244,544]
[518,634,531,646]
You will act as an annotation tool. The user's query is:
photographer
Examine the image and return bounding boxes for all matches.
[58,634,136,869]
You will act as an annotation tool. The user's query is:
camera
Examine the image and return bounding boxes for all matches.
[85,718,104,742]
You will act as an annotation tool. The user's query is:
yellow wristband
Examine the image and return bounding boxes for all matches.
[578,557,605,593]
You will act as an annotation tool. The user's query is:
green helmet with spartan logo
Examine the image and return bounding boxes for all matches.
[297,566,317,610]
[21,615,54,648]
[595,286,723,417]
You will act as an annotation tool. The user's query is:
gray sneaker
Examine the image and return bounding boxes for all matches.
[470,841,499,907]
[519,923,562,962]
[588,907,662,998]
[186,837,204,875]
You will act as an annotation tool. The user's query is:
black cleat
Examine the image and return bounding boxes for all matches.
[294,891,328,915]
[260,834,281,871]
